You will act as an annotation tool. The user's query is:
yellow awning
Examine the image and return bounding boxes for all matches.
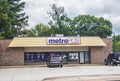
[9,37,106,47]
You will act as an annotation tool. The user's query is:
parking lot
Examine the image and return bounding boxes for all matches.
[0,65,120,81]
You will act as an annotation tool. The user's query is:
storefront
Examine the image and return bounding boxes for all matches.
[24,51,90,64]
[0,36,112,66]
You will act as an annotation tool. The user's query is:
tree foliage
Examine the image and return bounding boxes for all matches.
[23,23,51,37]
[0,0,28,39]
[113,34,120,52]
[22,4,112,38]
[33,23,51,36]
[48,4,112,37]
[71,15,112,37]
[20,29,35,37]
[0,33,4,39]
[48,4,71,36]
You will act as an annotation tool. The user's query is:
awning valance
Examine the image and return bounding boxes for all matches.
[9,37,106,47]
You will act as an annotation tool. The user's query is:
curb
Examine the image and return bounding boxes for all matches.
[42,74,120,81]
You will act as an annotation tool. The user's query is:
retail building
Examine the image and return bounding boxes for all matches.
[0,36,112,66]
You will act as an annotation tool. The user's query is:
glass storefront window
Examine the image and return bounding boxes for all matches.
[41,54,45,61]
[69,52,79,61]
[26,54,30,61]
[85,51,90,63]
[31,54,35,62]
[37,54,41,61]
[24,51,90,64]
[24,52,46,62]
[61,53,68,64]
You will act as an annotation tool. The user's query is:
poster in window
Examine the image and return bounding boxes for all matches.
[41,54,45,61]
[26,54,30,60]
[37,54,41,61]
[31,54,35,62]
[69,53,78,60]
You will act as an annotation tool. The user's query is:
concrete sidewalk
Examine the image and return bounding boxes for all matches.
[0,66,120,81]
[42,75,120,81]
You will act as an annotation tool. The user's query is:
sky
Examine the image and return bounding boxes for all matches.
[21,0,120,35]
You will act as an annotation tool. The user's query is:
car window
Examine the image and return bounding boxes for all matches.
[113,54,118,58]
[50,56,62,61]
[54,56,61,59]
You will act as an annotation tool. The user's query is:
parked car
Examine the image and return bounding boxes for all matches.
[104,52,120,66]
[46,55,63,67]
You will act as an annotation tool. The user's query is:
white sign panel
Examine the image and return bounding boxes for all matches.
[47,37,80,44]
[69,53,79,60]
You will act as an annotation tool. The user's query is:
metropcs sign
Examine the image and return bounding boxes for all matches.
[47,37,80,44]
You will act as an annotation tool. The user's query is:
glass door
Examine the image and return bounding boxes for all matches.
[79,52,85,64]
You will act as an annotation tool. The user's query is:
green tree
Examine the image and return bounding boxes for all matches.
[0,33,4,39]
[0,0,10,39]
[33,23,51,36]
[48,4,71,36]
[20,29,35,37]
[115,41,120,52]
[0,0,28,39]
[22,23,51,37]
[113,34,120,52]
[71,15,112,38]
[115,34,120,41]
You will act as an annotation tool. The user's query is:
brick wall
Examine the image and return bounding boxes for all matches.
[90,38,112,64]
[0,40,24,66]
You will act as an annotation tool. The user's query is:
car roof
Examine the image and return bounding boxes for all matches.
[114,52,120,55]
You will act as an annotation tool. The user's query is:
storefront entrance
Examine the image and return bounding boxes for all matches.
[24,51,90,64]
[79,52,84,63]
[79,52,90,64]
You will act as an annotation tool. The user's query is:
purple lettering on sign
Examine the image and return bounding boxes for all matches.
[47,37,80,44]
[64,39,68,43]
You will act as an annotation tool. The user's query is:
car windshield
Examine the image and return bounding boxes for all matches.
[114,52,120,55]
[114,54,119,58]
[113,53,120,58]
